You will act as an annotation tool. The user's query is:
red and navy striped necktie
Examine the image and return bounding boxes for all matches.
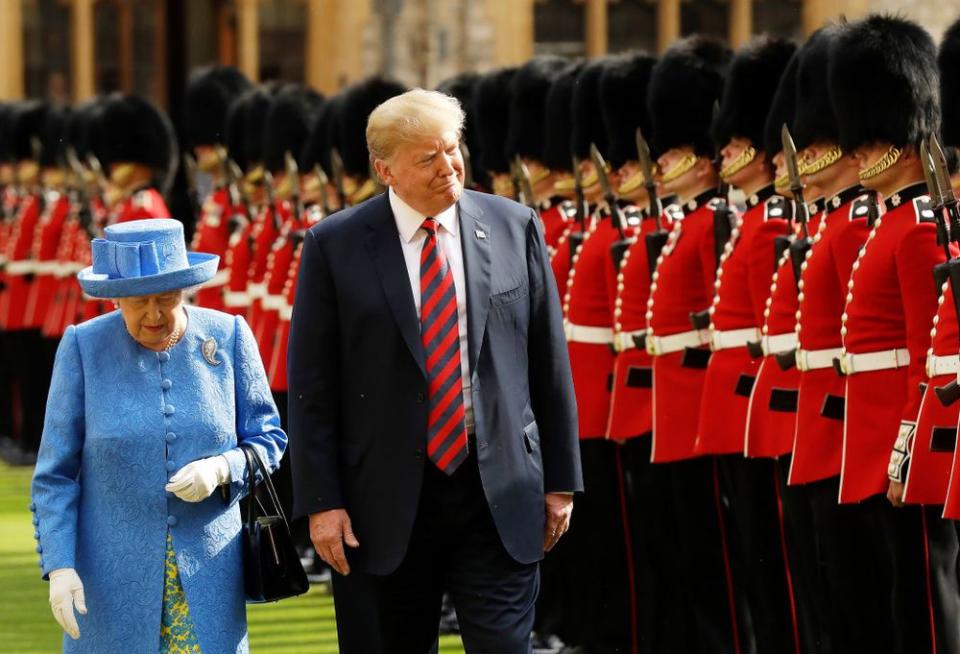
[420,217,468,474]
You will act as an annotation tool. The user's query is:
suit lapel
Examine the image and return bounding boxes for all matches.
[364,194,426,378]
[458,192,491,374]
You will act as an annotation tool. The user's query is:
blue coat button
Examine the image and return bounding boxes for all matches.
[161,379,173,390]
[164,405,176,416]
[29,502,36,511]
[34,531,40,539]
[167,516,177,527]
[35,545,42,553]
[158,351,170,363]
[166,461,176,471]
[165,432,177,443]
[32,516,39,526]
[38,560,44,568]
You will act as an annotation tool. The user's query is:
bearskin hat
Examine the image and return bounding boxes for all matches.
[437,72,488,188]
[762,50,800,159]
[939,18,960,147]
[262,83,325,173]
[95,93,175,173]
[542,62,583,173]
[648,35,731,157]
[300,97,337,177]
[598,52,657,168]
[63,98,105,163]
[338,76,408,178]
[571,58,612,160]
[505,56,567,163]
[712,35,796,151]
[0,103,20,163]
[225,85,276,171]
[791,26,845,150]
[183,65,252,149]
[39,105,71,168]
[829,14,939,152]
[11,100,49,162]
[474,67,517,175]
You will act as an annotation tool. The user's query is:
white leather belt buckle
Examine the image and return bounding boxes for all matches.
[613,330,646,352]
[647,329,708,356]
[564,321,614,345]
[223,290,251,307]
[247,282,267,299]
[926,354,960,377]
[763,332,797,355]
[4,260,35,275]
[796,347,844,371]
[710,327,760,352]
[840,348,910,375]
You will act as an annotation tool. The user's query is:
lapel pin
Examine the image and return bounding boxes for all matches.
[202,337,222,366]
[475,229,487,240]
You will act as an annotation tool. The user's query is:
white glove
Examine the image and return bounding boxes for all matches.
[165,455,231,502]
[49,568,86,640]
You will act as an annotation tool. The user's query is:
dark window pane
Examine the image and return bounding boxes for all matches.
[534,0,585,58]
[23,0,72,102]
[609,0,657,54]
[681,0,728,40]
[259,0,306,82]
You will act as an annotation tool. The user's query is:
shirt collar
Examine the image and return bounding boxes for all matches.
[389,187,459,243]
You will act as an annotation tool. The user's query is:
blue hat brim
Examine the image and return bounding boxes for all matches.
[77,252,220,299]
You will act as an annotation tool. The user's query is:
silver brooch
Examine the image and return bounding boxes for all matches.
[832,196,841,208]
[202,338,221,366]
[891,193,902,207]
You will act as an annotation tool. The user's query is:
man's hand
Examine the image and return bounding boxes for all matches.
[309,509,360,575]
[544,493,574,552]
[887,480,905,508]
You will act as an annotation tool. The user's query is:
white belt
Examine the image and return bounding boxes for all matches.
[613,329,646,352]
[647,329,709,355]
[223,290,251,307]
[4,260,34,275]
[838,348,910,375]
[927,353,960,377]
[710,327,760,351]
[261,294,285,311]
[247,282,267,299]
[796,347,844,371]
[279,304,293,321]
[32,260,59,275]
[564,321,614,345]
[763,332,797,355]
[201,269,230,288]
[52,262,77,278]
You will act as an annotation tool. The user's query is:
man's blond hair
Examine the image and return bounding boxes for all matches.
[366,89,465,164]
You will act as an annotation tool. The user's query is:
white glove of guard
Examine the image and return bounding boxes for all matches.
[49,568,86,640]
[165,455,231,502]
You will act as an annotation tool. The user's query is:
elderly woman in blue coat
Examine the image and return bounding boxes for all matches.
[30,218,287,654]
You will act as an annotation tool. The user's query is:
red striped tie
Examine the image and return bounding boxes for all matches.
[420,217,468,474]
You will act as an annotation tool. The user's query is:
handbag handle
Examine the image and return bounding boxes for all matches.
[240,445,290,531]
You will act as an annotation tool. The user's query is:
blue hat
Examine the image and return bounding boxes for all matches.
[78,219,219,298]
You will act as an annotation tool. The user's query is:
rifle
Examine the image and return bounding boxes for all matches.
[224,159,252,236]
[711,103,735,270]
[589,143,634,271]
[183,153,203,227]
[568,154,588,267]
[636,128,669,276]
[262,168,281,233]
[924,135,960,407]
[330,148,348,209]
[514,156,539,213]
[314,164,331,217]
[285,151,303,224]
[65,146,96,238]
[781,125,813,282]
[460,141,475,190]
[921,139,954,290]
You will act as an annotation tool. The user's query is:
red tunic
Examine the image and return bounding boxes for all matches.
[24,191,71,329]
[697,188,786,455]
[607,209,666,440]
[840,184,943,503]
[789,189,870,483]
[191,188,235,311]
[0,193,41,330]
[42,210,82,338]
[562,210,621,439]
[540,198,576,254]
[245,202,284,345]
[648,191,720,462]
[109,187,170,224]
[903,279,959,506]
[744,199,824,458]
[255,201,297,372]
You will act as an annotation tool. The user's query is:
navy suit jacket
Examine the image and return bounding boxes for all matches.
[288,189,582,575]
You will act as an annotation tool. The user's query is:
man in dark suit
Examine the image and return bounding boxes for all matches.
[287,88,583,653]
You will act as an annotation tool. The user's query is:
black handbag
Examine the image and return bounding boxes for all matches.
[239,444,309,603]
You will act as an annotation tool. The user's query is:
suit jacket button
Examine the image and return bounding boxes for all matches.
[414,449,423,459]
[417,392,425,403]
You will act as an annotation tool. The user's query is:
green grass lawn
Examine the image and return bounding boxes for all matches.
[0,461,464,653]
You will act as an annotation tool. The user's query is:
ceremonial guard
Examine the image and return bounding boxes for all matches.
[830,15,948,652]
[474,67,517,199]
[644,36,742,653]
[601,50,689,654]
[182,65,252,311]
[0,101,49,464]
[699,36,798,654]
[96,93,174,224]
[254,84,324,372]
[222,85,274,317]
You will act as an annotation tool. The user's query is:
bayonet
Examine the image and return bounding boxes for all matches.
[314,164,331,217]
[921,140,951,261]
[514,156,539,213]
[930,135,960,245]
[285,151,303,223]
[330,148,347,208]
[182,153,202,224]
[568,154,588,267]
[589,143,626,239]
[635,128,665,229]
[781,124,814,289]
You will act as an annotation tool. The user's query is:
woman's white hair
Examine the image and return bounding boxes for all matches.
[366,89,465,164]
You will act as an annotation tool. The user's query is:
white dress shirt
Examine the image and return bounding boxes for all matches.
[389,187,474,432]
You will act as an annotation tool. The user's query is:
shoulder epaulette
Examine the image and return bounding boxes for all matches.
[849,194,873,221]
[765,195,788,221]
[623,206,643,228]
[664,204,684,223]
[914,197,936,224]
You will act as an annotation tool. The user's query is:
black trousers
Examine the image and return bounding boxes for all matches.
[562,439,635,653]
[621,436,694,654]
[666,456,738,654]
[777,461,832,654]
[717,454,797,654]
[4,329,50,455]
[370,452,538,654]
[927,516,960,654]
[0,330,14,439]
